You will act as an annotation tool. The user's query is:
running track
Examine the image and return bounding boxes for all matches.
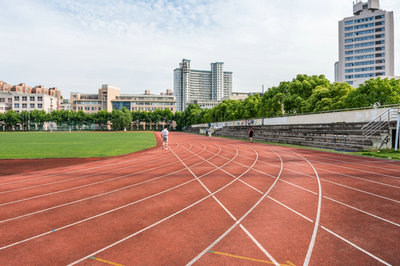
[0,132,399,265]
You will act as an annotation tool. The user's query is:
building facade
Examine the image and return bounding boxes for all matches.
[0,81,61,113]
[174,59,232,111]
[70,84,120,113]
[0,91,58,113]
[112,89,176,112]
[60,99,70,111]
[336,0,394,87]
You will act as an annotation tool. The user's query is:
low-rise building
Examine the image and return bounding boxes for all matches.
[70,84,120,113]
[60,99,70,111]
[112,89,176,112]
[0,91,58,113]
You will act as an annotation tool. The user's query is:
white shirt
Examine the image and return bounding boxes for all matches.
[161,129,169,137]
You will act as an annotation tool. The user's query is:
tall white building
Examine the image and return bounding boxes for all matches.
[335,0,394,87]
[174,59,232,111]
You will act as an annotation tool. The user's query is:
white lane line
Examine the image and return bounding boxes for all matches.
[181,144,265,195]
[295,153,322,266]
[171,144,239,221]
[67,144,254,266]
[174,144,277,263]
[220,146,400,227]
[278,179,400,227]
[0,143,237,251]
[0,144,202,207]
[268,196,314,223]
[210,147,400,225]
[223,148,400,204]
[320,226,391,266]
[267,197,391,266]
[302,151,400,176]
[321,179,400,204]
[187,151,283,266]
[323,195,400,227]
[0,144,223,224]
[0,143,182,186]
[0,143,194,194]
[239,148,400,188]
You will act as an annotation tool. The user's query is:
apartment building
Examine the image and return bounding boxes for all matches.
[174,59,232,111]
[335,0,395,87]
[0,81,61,113]
[112,89,176,112]
[0,91,58,113]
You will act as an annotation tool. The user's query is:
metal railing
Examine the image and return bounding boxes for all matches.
[361,107,400,142]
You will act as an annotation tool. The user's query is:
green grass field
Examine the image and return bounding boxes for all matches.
[0,132,157,159]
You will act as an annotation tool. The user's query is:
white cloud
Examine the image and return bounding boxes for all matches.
[0,0,399,98]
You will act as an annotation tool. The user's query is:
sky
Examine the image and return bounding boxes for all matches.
[0,0,399,99]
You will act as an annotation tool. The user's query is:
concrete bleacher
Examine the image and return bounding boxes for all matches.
[184,107,400,151]
[212,123,384,151]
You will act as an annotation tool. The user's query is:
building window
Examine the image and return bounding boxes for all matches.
[30,103,35,108]
[345,57,354,61]
[22,96,27,101]
[345,51,354,55]
[38,104,43,108]
[345,69,354,73]
[345,45,354,49]
[22,103,27,108]
[14,103,20,108]
[354,48,374,54]
[355,35,374,42]
[0,98,4,102]
[355,60,374,66]
[345,75,354,79]
[354,42,374,48]
[345,26,354,31]
[345,63,354,67]
[347,81,354,85]
[8,98,12,103]
[345,20,353,25]
[14,96,19,101]
[354,54,374,60]
[354,23,374,30]
[38,96,43,101]
[345,39,353,43]
[345,33,353,37]
[354,29,374,36]
[30,96,35,101]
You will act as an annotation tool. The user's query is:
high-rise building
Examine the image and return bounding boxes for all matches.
[336,0,394,87]
[174,59,232,111]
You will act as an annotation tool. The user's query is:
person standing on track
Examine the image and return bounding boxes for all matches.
[161,126,169,150]
[248,127,254,143]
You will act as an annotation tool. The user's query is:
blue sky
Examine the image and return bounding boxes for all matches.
[0,0,399,98]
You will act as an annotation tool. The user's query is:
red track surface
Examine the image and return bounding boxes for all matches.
[0,132,399,265]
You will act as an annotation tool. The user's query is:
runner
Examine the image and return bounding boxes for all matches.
[161,126,169,150]
[248,127,254,143]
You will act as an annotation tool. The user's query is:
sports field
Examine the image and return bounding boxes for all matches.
[0,132,399,265]
[0,132,156,159]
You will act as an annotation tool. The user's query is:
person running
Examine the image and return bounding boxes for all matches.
[161,126,169,149]
[248,127,254,143]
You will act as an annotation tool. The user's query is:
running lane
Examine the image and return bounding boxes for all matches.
[0,132,399,265]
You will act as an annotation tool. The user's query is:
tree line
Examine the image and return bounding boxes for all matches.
[176,75,400,127]
[1,75,399,130]
[0,108,175,131]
